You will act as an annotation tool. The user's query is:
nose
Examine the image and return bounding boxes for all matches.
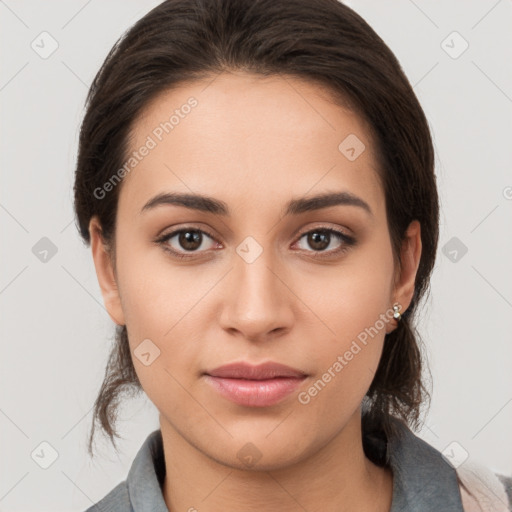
[218,247,294,342]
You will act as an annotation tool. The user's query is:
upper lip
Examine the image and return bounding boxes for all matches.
[205,362,307,380]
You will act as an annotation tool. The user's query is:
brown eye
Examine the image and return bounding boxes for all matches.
[306,230,331,251]
[157,228,219,258]
[294,227,356,258]
[178,230,203,251]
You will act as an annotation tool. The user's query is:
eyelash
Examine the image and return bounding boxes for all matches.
[154,226,356,260]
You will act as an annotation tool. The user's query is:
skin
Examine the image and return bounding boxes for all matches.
[90,71,422,512]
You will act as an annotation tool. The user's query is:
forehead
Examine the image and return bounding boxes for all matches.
[118,71,384,218]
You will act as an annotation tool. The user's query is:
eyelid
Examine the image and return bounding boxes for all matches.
[293,223,353,241]
[154,225,221,257]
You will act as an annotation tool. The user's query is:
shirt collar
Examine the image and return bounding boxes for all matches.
[126,418,464,511]
[387,417,464,512]
[127,429,168,512]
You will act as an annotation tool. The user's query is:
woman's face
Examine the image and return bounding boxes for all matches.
[91,71,420,470]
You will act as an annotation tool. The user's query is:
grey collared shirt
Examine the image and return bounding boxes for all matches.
[84,417,512,511]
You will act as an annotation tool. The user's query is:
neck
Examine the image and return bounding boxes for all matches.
[160,409,393,512]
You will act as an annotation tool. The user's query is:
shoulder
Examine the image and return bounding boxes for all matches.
[83,480,132,512]
[455,459,512,512]
[378,415,512,510]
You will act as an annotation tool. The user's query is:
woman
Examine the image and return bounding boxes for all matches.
[74,0,511,510]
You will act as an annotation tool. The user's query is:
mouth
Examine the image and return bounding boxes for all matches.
[203,361,308,407]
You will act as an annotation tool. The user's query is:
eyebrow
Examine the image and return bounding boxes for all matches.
[140,191,373,217]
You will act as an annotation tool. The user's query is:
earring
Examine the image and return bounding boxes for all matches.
[393,304,402,322]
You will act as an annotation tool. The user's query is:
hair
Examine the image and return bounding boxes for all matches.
[73,0,438,460]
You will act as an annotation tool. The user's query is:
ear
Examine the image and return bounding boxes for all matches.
[89,216,125,326]
[386,220,422,333]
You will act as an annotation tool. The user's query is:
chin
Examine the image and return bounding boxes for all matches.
[200,432,312,473]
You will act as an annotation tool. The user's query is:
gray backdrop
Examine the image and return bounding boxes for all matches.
[1,0,511,510]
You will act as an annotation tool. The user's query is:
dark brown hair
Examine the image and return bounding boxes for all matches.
[74,0,438,459]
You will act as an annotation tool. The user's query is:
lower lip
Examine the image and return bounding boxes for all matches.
[204,375,306,407]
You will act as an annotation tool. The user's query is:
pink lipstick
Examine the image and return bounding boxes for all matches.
[204,361,307,407]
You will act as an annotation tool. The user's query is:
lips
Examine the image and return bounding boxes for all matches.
[204,362,308,407]
[205,361,307,380]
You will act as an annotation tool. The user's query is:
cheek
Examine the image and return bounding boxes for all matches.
[115,234,199,337]
[293,238,395,405]
[114,241,219,397]
[298,237,395,342]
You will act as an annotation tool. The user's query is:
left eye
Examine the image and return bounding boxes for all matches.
[295,228,353,253]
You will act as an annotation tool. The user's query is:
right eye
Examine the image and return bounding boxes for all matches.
[155,228,221,259]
